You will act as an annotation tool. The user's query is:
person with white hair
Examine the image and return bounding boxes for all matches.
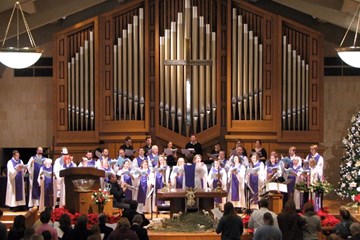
[38,158,56,211]
[28,146,46,208]
[147,145,159,168]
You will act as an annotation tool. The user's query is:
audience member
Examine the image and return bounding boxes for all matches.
[216,202,243,240]
[108,217,139,240]
[248,198,279,230]
[122,200,150,227]
[302,202,321,240]
[22,227,36,240]
[277,200,306,240]
[98,214,113,240]
[350,222,360,240]
[330,208,355,240]
[41,230,52,240]
[0,209,7,240]
[35,210,58,240]
[253,212,282,240]
[7,215,26,240]
[87,224,101,240]
[131,214,149,240]
[57,214,72,240]
[33,207,53,229]
[64,215,92,240]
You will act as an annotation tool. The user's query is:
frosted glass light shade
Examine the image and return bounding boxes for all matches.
[336,46,360,68]
[0,47,43,69]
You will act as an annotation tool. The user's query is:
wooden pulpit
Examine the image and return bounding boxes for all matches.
[59,167,105,213]
[268,193,283,214]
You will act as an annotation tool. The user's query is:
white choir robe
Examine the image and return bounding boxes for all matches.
[305,153,324,180]
[133,170,153,213]
[53,156,64,198]
[152,165,170,211]
[37,167,57,212]
[58,163,77,207]
[132,156,146,168]
[294,170,304,210]
[195,163,208,190]
[207,167,227,204]
[227,164,246,208]
[170,166,184,189]
[6,159,26,207]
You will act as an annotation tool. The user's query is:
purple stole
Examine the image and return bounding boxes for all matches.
[11,158,24,201]
[184,164,196,188]
[62,162,75,169]
[211,168,222,203]
[231,173,240,201]
[249,162,261,204]
[136,156,145,167]
[31,155,44,200]
[137,171,149,204]
[219,159,227,168]
[175,175,183,189]
[266,163,278,174]
[123,173,133,199]
[288,165,301,195]
[307,154,321,163]
[148,154,158,167]
[87,159,96,167]
[42,166,53,207]
[155,173,165,205]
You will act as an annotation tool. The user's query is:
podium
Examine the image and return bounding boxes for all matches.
[59,167,105,213]
[268,193,283,214]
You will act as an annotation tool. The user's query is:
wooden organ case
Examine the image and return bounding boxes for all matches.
[53,0,323,159]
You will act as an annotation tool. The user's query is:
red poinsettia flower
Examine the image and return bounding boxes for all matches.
[355,194,360,203]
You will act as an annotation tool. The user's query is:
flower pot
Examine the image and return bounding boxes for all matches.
[98,205,104,214]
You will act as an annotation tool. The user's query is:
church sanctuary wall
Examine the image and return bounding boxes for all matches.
[0,41,53,152]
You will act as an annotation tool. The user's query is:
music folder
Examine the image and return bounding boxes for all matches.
[265,182,288,193]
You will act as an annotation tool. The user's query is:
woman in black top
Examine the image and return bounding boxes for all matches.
[7,215,26,240]
[277,200,306,240]
[251,140,267,163]
[216,202,243,240]
[58,213,72,240]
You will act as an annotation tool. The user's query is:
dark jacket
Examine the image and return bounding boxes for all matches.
[131,224,149,240]
[277,211,306,240]
[216,214,244,240]
[64,226,92,240]
[108,228,139,240]
[122,210,150,227]
[99,223,113,240]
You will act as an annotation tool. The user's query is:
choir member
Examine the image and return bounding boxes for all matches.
[309,158,322,211]
[229,146,249,167]
[218,150,228,169]
[116,148,126,169]
[185,134,202,155]
[59,155,76,207]
[251,140,267,163]
[227,155,246,208]
[164,141,177,165]
[133,148,146,168]
[38,158,56,211]
[170,158,185,189]
[142,136,152,157]
[305,145,324,180]
[194,154,208,189]
[211,142,222,155]
[6,150,26,210]
[54,147,69,199]
[120,136,135,159]
[78,150,96,167]
[134,160,153,213]
[117,159,135,200]
[288,146,302,167]
[265,153,281,182]
[147,145,159,168]
[207,159,227,204]
[28,146,46,208]
[286,156,302,201]
[233,138,248,157]
[153,155,170,209]
[246,153,265,206]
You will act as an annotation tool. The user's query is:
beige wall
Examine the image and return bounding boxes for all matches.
[0,41,53,148]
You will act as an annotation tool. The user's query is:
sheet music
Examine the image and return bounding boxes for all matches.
[211,208,223,220]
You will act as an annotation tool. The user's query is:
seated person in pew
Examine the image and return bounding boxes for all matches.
[122,200,150,227]
[108,173,130,209]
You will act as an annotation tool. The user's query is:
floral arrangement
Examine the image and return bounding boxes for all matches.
[91,189,110,206]
[317,208,340,227]
[51,207,120,228]
[295,182,309,192]
[309,180,334,194]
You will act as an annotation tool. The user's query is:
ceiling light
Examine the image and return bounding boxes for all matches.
[336,3,360,68]
[0,2,43,69]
